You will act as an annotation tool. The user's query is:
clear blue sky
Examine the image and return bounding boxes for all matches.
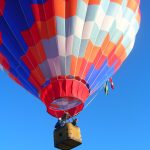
[0,1,150,150]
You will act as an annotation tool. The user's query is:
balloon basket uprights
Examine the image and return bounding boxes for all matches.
[54,123,82,150]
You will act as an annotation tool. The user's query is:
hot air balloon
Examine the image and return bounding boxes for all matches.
[0,0,141,149]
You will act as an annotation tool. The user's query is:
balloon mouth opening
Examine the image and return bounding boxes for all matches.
[49,97,82,111]
[40,75,90,118]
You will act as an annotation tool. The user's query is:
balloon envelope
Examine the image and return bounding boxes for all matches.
[0,0,141,118]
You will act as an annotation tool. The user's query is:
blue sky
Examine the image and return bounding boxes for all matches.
[0,1,150,150]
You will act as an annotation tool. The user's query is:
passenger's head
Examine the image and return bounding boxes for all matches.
[75,118,78,122]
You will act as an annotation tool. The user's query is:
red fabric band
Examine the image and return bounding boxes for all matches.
[40,76,90,118]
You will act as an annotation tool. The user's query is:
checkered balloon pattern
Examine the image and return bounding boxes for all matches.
[0,0,141,116]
